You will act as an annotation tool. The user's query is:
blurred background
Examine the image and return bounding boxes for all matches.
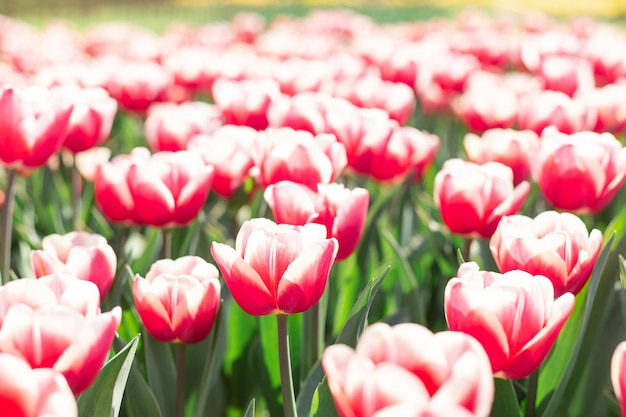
[2,0,626,31]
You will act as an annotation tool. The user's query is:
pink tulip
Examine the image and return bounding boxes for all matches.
[144,101,222,152]
[267,92,330,134]
[133,256,221,344]
[611,341,626,417]
[490,211,603,296]
[535,55,595,97]
[0,353,77,417]
[251,128,347,190]
[517,90,596,134]
[322,322,494,417]
[464,129,539,185]
[94,148,214,227]
[579,83,626,134]
[434,159,530,239]
[31,231,117,299]
[51,86,118,154]
[188,125,257,198]
[0,304,121,394]
[0,274,101,326]
[74,146,111,182]
[211,218,338,316]
[452,85,518,133]
[0,85,72,171]
[264,181,369,261]
[445,262,575,379]
[211,78,281,130]
[531,127,626,214]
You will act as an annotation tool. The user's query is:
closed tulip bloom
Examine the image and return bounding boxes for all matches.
[251,128,347,190]
[133,256,221,344]
[434,159,530,239]
[212,78,281,130]
[0,304,121,394]
[95,148,214,227]
[464,129,539,185]
[0,85,72,171]
[144,101,222,152]
[31,231,117,299]
[490,211,602,297]
[211,218,338,316]
[0,274,101,329]
[322,322,494,417]
[517,90,596,134]
[0,353,77,417]
[264,181,369,261]
[535,55,595,98]
[452,86,518,134]
[445,262,575,379]
[52,86,118,154]
[531,127,626,214]
[611,341,626,417]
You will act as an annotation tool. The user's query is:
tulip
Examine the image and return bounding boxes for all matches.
[490,211,603,296]
[144,101,222,152]
[0,85,72,171]
[0,353,77,417]
[464,129,539,185]
[74,146,111,182]
[31,231,117,299]
[211,78,281,130]
[251,128,347,190]
[434,159,530,239]
[452,85,518,133]
[535,55,595,97]
[52,86,118,154]
[517,90,596,134]
[611,341,626,417]
[211,218,338,316]
[187,125,257,198]
[264,181,369,261]
[444,262,575,379]
[267,92,330,134]
[133,256,221,344]
[531,127,626,214]
[322,322,494,417]
[0,274,101,325]
[0,304,121,394]
[94,148,214,227]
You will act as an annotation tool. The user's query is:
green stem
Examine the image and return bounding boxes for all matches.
[162,228,173,259]
[277,314,297,417]
[175,343,186,417]
[0,169,17,285]
[461,238,473,263]
[71,159,83,231]
[524,369,539,417]
[193,301,223,417]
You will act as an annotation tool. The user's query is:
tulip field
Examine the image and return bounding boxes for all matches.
[3,4,626,417]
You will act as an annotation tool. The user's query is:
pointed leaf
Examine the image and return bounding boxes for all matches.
[490,378,521,417]
[145,333,177,417]
[244,398,256,417]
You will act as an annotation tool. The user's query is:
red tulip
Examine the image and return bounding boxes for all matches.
[144,101,222,152]
[0,353,77,417]
[611,341,626,417]
[251,128,347,190]
[464,128,539,185]
[211,218,338,316]
[31,231,117,299]
[133,256,221,344]
[52,86,118,154]
[490,211,603,297]
[0,85,72,171]
[445,262,575,379]
[434,159,530,239]
[0,304,121,394]
[531,127,626,214]
[264,180,369,261]
[211,78,281,130]
[94,148,214,227]
[188,125,257,198]
[322,322,494,417]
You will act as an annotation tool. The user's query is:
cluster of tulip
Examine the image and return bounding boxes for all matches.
[1,6,626,417]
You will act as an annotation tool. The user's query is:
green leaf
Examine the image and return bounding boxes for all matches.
[538,232,615,416]
[77,334,140,417]
[296,266,390,417]
[309,378,338,417]
[144,333,177,417]
[490,378,521,417]
[118,337,163,417]
[244,398,256,417]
